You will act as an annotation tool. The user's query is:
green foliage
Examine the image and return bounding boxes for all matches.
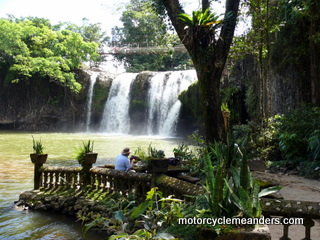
[220,103,229,112]
[81,213,110,236]
[276,106,320,159]
[232,117,281,162]
[170,132,206,177]
[308,133,320,161]
[200,136,281,220]
[274,106,320,178]
[233,106,320,178]
[147,143,164,158]
[178,82,203,126]
[110,187,184,239]
[173,143,188,157]
[92,81,110,113]
[178,8,221,28]
[111,0,192,71]
[32,136,44,154]
[0,17,99,93]
[75,140,94,165]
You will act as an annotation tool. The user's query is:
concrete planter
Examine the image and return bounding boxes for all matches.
[30,154,48,164]
[82,153,98,166]
[150,158,170,173]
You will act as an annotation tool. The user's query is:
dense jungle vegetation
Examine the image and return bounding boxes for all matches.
[0,16,106,93]
[1,0,320,238]
[0,0,319,178]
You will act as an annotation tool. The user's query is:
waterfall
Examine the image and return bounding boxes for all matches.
[100,73,137,134]
[85,72,99,131]
[147,70,197,136]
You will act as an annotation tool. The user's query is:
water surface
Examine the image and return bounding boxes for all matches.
[0,131,181,239]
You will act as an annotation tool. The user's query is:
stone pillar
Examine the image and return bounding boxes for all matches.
[81,163,93,189]
[30,154,47,190]
[34,162,43,190]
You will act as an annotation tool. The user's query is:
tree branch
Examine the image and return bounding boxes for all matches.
[162,0,192,48]
[214,0,241,68]
[202,0,210,11]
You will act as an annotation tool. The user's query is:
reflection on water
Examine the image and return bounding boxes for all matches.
[0,131,181,239]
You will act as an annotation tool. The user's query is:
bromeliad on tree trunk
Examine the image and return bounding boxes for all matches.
[155,0,241,144]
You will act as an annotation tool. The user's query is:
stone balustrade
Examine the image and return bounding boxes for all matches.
[261,198,320,240]
[38,166,203,201]
[29,162,320,240]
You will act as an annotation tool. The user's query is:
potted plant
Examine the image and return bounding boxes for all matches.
[30,136,47,164]
[76,140,97,166]
[147,145,170,173]
[173,143,188,159]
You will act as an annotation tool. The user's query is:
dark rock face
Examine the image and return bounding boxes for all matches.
[88,72,114,131]
[128,71,151,134]
[0,69,89,131]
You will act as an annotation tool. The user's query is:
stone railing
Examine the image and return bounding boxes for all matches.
[37,165,203,201]
[39,166,82,189]
[32,161,320,240]
[261,198,320,240]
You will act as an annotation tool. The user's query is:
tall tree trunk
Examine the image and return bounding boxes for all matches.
[310,0,320,106]
[162,0,241,144]
[266,0,272,120]
[257,0,265,121]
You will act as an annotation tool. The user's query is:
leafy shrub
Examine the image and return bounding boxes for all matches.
[32,136,45,154]
[232,117,281,162]
[75,140,94,165]
[275,106,320,177]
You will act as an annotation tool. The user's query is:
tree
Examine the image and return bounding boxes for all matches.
[242,0,279,122]
[63,18,110,65]
[155,0,241,143]
[279,0,320,106]
[265,0,320,107]
[0,17,99,93]
[111,0,192,72]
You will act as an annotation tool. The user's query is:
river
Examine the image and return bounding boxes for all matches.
[0,131,181,239]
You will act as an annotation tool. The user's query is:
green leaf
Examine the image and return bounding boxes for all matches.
[114,210,125,222]
[108,233,129,240]
[154,232,176,239]
[238,186,253,218]
[178,13,193,26]
[146,187,157,201]
[258,186,282,198]
[130,201,153,219]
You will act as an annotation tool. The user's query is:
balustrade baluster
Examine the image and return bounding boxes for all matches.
[101,175,106,190]
[54,171,59,187]
[61,172,66,188]
[65,172,72,188]
[43,172,48,188]
[91,173,97,189]
[74,172,81,188]
[106,175,111,191]
[96,173,102,189]
[302,218,315,240]
[49,171,54,189]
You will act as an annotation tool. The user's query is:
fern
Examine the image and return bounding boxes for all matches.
[178,8,221,28]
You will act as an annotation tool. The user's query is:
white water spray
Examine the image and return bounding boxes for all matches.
[100,73,137,134]
[85,72,99,131]
[147,70,197,136]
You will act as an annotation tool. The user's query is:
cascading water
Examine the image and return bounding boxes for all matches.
[100,73,137,134]
[85,72,99,131]
[146,70,197,136]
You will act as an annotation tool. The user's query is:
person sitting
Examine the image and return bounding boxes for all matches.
[115,147,133,171]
